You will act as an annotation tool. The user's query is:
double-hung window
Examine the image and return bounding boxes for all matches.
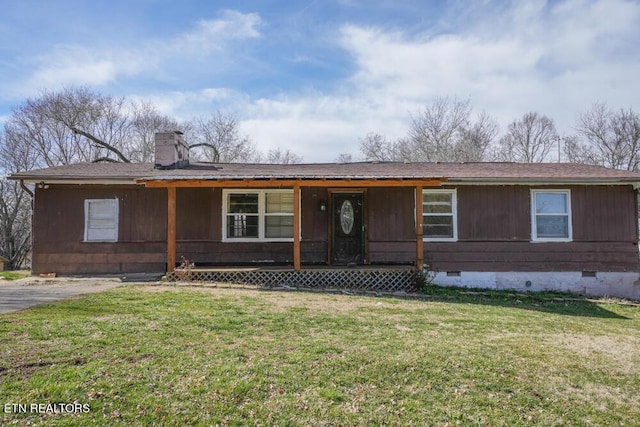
[223,190,294,241]
[531,190,572,241]
[84,199,119,242]
[422,189,457,241]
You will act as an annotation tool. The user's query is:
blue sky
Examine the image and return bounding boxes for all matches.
[1,0,639,161]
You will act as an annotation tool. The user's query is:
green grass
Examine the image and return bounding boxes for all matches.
[0,285,638,426]
[0,270,30,280]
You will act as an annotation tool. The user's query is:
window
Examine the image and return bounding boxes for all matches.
[264,192,294,238]
[84,199,119,242]
[422,189,457,241]
[226,193,259,238]
[223,190,294,241]
[531,190,572,241]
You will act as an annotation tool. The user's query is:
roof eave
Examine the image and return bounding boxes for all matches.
[12,177,140,185]
[449,177,640,186]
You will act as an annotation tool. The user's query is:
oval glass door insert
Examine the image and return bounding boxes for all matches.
[340,200,355,234]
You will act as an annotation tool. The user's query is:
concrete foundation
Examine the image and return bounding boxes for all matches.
[431,271,640,300]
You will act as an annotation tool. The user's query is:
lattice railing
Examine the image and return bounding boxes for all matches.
[165,268,420,293]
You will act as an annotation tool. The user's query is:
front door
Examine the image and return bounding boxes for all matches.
[331,193,364,265]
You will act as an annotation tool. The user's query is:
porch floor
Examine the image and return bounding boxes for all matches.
[166,265,421,293]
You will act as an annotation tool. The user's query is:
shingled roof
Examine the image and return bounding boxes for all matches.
[9,161,640,185]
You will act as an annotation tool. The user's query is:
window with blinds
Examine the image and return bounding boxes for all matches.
[223,190,294,241]
[84,199,119,242]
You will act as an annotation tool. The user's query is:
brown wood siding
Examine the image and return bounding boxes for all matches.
[175,241,327,265]
[571,185,637,242]
[174,187,329,265]
[301,188,329,241]
[32,185,167,274]
[300,188,329,264]
[369,242,414,264]
[367,187,415,263]
[429,184,640,272]
[456,185,638,243]
[32,183,639,274]
[177,242,293,264]
[425,241,640,272]
[176,187,219,241]
[456,186,530,240]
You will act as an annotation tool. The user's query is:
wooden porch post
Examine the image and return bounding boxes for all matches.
[167,186,177,272]
[415,185,424,269]
[293,183,301,271]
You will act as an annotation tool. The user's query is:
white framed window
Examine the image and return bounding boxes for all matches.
[84,199,119,242]
[222,189,294,242]
[422,189,457,241]
[531,190,572,242]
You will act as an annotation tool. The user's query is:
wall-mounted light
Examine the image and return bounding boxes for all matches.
[319,200,326,211]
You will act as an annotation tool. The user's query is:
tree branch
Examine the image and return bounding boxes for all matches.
[188,143,217,150]
[92,157,121,163]
[70,126,130,163]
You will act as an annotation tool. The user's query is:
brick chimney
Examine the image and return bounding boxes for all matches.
[154,131,189,169]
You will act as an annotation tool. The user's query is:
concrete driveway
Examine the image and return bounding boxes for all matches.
[0,277,123,314]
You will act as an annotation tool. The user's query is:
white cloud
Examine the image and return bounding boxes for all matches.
[241,93,409,160]
[13,10,263,99]
[332,0,640,137]
[139,88,403,160]
[172,10,262,53]
[5,1,640,163]
[21,45,150,94]
[139,88,251,120]
[234,0,640,161]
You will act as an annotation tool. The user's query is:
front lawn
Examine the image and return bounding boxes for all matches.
[0,285,638,426]
[0,270,30,281]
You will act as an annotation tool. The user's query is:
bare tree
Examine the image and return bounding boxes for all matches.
[0,128,34,269]
[8,87,133,165]
[185,112,259,163]
[408,97,473,161]
[359,98,497,162]
[335,153,355,163]
[11,88,265,166]
[455,111,499,162]
[359,133,396,161]
[0,179,30,270]
[128,101,180,162]
[569,103,640,171]
[561,135,590,164]
[264,147,303,164]
[8,99,84,167]
[494,112,558,163]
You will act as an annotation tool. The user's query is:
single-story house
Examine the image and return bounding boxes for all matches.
[9,131,640,299]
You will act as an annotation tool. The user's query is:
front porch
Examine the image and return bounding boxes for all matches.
[138,177,445,275]
[165,266,424,293]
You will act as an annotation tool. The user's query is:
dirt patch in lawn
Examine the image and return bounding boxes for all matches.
[137,285,431,314]
[548,332,640,374]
